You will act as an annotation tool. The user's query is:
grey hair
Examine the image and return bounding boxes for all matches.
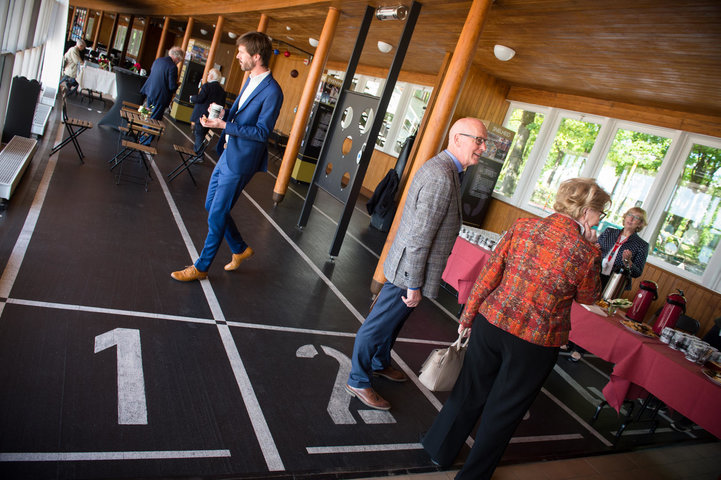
[168,46,185,62]
[207,68,221,81]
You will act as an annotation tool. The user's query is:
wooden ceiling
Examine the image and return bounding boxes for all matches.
[71,0,721,118]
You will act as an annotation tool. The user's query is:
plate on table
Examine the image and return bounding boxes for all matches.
[620,319,658,338]
[701,368,721,386]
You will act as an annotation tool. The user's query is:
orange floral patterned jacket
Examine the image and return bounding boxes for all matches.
[460,213,602,347]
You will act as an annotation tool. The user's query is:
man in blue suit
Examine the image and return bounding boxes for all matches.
[140,46,185,120]
[171,32,283,282]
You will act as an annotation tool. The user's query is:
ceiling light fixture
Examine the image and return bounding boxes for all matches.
[228,32,237,39]
[309,37,319,47]
[493,44,516,61]
[376,5,408,21]
[377,41,393,53]
[200,28,208,35]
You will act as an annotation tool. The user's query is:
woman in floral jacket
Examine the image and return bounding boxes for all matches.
[422,178,611,480]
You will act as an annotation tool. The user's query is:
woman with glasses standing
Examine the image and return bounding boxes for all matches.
[568,207,650,361]
[422,178,610,480]
[597,207,649,288]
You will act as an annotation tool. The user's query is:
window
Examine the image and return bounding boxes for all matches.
[495,106,545,198]
[392,87,430,154]
[529,115,602,213]
[494,101,721,291]
[113,26,127,51]
[85,17,95,42]
[127,28,143,57]
[329,70,432,157]
[650,141,721,278]
[596,126,672,228]
[376,85,403,148]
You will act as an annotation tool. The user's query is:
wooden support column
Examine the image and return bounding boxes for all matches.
[370,0,494,293]
[181,17,194,52]
[240,14,269,92]
[156,17,170,59]
[92,11,104,50]
[119,15,134,66]
[272,6,339,205]
[202,16,224,82]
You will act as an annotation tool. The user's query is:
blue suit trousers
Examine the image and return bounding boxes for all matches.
[194,165,251,272]
[348,282,414,389]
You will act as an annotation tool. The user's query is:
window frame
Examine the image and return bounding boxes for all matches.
[496,100,721,292]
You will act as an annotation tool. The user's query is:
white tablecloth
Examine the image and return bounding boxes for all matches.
[77,65,117,99]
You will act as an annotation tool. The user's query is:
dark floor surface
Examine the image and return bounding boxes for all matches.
[0,96,716,480]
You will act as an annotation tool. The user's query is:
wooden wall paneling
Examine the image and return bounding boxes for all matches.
[454,65,510,129]
[270,54,312,135]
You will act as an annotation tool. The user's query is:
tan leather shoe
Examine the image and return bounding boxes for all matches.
[171,265,207,282]
[345,384,391,410]
[373,366,408,382]
[224,246,254,271]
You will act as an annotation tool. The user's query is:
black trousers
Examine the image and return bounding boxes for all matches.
[422,315,559,480]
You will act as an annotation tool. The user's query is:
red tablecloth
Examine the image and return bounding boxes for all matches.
[441,237,493,304]
[569,302,721,439]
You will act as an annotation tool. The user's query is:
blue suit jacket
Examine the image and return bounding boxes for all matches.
[216,73,283,177]
[140,56,178,110]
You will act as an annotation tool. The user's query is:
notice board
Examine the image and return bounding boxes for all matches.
[460,122,515,227]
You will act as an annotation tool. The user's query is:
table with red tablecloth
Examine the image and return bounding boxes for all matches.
[569,302,721,439]
[441,237,493,304]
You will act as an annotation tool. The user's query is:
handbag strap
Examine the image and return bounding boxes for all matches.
[451,328,471,350]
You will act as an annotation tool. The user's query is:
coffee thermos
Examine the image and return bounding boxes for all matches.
[652,289,687,335]
[625,280,658,322]
[602,262,632,301]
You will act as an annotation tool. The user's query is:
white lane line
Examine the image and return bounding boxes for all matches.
[552,364,605,406]
[0,123,64,306]
[0,450,231,462]
[5,297,452,347]
[306,443,422,454]
[7,298,216,324]
[541,387,613,447]
[148,155,284,472]
[242,192,445,412]
[509,434,583,444]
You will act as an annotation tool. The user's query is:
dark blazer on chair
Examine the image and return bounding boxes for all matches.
[190,80,227,123]
[139,56,178,112]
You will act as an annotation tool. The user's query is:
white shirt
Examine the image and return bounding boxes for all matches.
[226,70,271,143]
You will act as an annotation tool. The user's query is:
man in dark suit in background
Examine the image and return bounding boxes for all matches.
[140,46,185,120]
[345,117,488,410]
[190,67,227,153]
[171,32,283,282]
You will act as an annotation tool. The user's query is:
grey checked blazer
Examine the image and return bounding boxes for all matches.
[384,151,462,298]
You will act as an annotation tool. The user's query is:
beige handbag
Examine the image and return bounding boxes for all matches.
[419,329,470,391]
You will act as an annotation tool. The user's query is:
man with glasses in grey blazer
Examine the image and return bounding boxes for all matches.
[346,117,489,410]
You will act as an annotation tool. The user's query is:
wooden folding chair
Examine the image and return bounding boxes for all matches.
[168,130,215,185]
[50,84,93,163]
[110,111,165,191]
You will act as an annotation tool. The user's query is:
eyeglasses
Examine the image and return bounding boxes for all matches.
[459,133,488,146]
[599,210,608,221]
[626,213,642,222]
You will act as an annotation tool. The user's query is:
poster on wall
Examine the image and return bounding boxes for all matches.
[460,122,515,227]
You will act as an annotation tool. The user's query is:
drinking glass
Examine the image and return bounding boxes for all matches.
[660,327,676,344]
